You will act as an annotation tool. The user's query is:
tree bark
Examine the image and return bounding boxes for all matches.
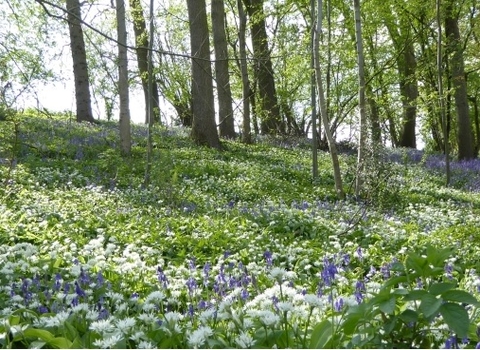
[243,0,283,135]
[129,0,160,125]
[187,0,221,149]
[237,0,252,144]
[116,0,131,155]
[66,0,95,123]
[399,42,418,148]
[354,0,367,198]
[212,0,236,138]
[314,0,344,200]
[445,0,474,160]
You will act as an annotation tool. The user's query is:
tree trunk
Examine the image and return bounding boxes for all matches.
[354,0,367,198]
[399,42,418,148]
[129,0,160,125]
[66,0,95,123]
[314,0,344,200]
[116,0,131,155]
[187,0,221,149]
[243,0,283,135]
[445,0,474,160]
[212,0,236,139]
[237,0,252,144]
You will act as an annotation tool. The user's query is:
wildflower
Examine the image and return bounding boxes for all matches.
[334,298,344,312]
[235,331,255,348]
[187,326,213,348]
[99,333,123,349]
[258,310,280,327]
[115,317,136,335]
[269,267,286,282]
[277,301,294,313]
[90,318,114,334]
[354,280,365,304]
[445,335,457,349]
[138,340,156,349]
[304,294,323,308]
[145,291,165,304]
[320,257,338,287]
[445,263,454,280]
[264,251,273,267]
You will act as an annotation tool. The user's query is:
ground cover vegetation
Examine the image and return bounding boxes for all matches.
[1,114,480,348]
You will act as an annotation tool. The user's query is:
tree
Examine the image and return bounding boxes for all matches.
[314,0,344,199]
[437,0,450,185]
[243,0,283,134]
[129,0,161,125]
[186,0,221,149]
[237,0,253,144]
[353,0,367,198]
[212,0,236,138]
[445,0,474,160]
[66,0,96,123]
[116,0,131,155]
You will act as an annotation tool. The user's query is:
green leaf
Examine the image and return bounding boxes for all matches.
[404,289,428,301]
[420,293,442,318]
[23,328,55,343]
[442,290,480,306]
[429,282,456,295]
[426,245,453,267]
[309,319,333,349]
[439,303,469,338]
[29,340,46,349]
[383,275,408,289]
[393,288,409,295]
[399,309,418,323]
[48,337,72,349]
[379,296,396,314]
[406,253,427,275]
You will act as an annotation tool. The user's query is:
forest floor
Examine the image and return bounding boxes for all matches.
[1,114,480,348]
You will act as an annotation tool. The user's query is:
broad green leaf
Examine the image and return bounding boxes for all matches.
[442,290,480,306]
[399,309,418,323]
[420,293,442,318]
[406,253,427,274]
[48,337,72,349]
[30,340,46,349]
[23,328,55,343]
[393,288,409,295]
[439,303,469,338]
[383,275,408,289]
[426,245,453,267]
[404,289,428,301]
[379,296,396,314]
[429,282,456,295]
[309,319,333,349]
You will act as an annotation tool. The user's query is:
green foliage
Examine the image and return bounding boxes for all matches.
[1,115,480,348]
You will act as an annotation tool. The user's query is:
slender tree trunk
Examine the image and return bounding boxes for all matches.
[187,0,221,149]
[66,0,95,123]
[129,0,160,125]
[437,0,450,185]
[469,96,480,156]
[243,0,283,134]
[116,0,131,155]
[237,0,252,144]
[212,0,236,138]
[143,0,154,186]
[354,0,367,198]
[314,0,344,200]
[311,0,318,180]
[445,0,474,160]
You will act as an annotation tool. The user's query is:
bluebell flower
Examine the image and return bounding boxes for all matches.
[186,277,197,295]
[445,335,457,349]
[264,251,273,267]
[157,266,168,288]
[334,298,344,312]
[241,289,249,300]
[75,282,86,298]
[38,305,49,314]
[445,263,454,280]
[355,280,365,304]
[320,257,338,287]
[476,342,480,349]
[96,272,104,287]
[380,263,391,279]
